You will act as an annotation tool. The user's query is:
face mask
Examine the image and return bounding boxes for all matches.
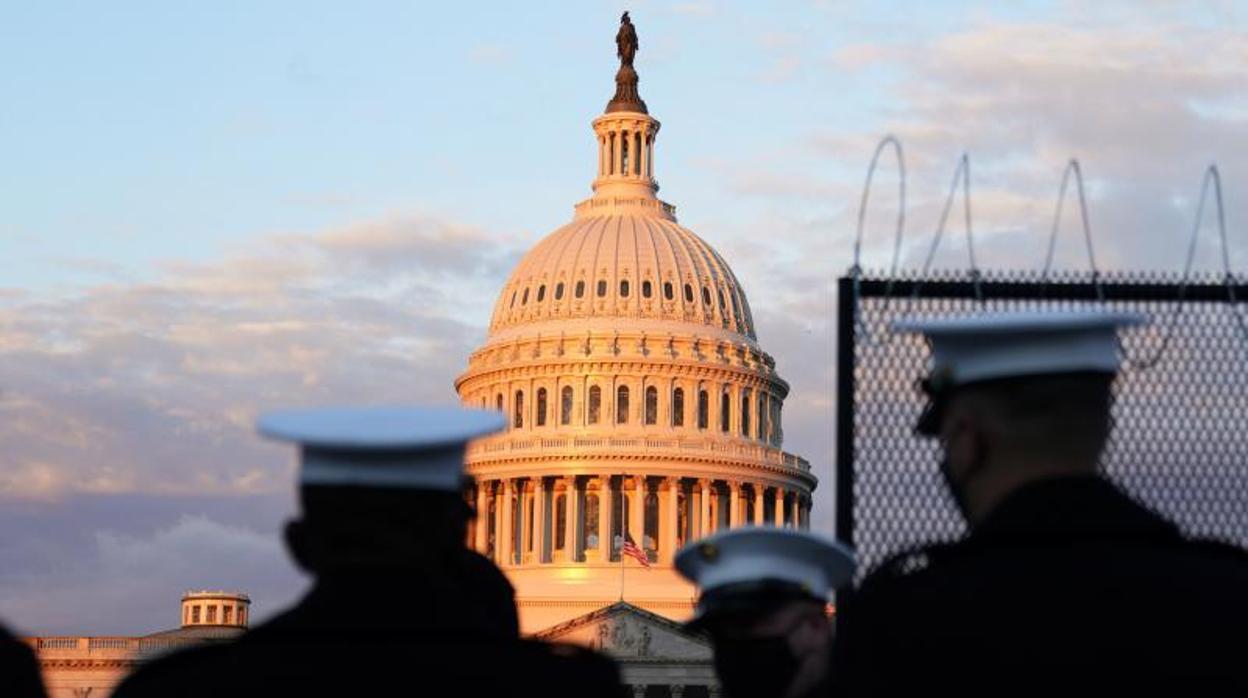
[713,634,800,698]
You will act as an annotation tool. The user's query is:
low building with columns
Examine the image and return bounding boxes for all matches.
[24,591,250,698]
[454,17,816,640]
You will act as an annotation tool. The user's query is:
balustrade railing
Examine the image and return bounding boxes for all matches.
[466,434,810,472]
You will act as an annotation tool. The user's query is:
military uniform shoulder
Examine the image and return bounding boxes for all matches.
[859,541,967,589]
[112,642,235,698]
[515,640,625,696]
[1185,537,1248,565]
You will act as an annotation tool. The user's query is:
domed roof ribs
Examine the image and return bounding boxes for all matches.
[639,215,669,305]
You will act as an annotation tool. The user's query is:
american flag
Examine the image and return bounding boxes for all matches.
[621,531,651,569]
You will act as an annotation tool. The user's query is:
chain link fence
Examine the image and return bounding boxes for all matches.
[836,270,1248,579]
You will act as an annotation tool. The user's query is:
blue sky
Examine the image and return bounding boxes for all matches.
[1,1,1065,289]
[1,1,1246,634]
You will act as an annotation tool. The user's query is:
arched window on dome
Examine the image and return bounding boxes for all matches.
[642,280,652,298]
[597,280,608,297]
[514,390,524,428]
[608,133,615,174]
[576,280,586,298]
[522,288,529,305]
[536,388,547,427]
[731,293,741,317]
[741,388,751,437]
[698,390,709,430]
[588,386,602,424]
[645,386,658,425]
[620,280,630,298]
[537,285,546,303]
[561,386,573,425]
[617,386,630,425]
[720,390,730,433]
[555,282,565,300]
[684,283,694,303]
[664,281,674,301]
[510,291,517,308]
[718,290,727,313]
[702,287,712,306]
[672,388,685,427]
[496,393,504,412]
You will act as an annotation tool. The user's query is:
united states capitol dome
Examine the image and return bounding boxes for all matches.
[455,15,814,636]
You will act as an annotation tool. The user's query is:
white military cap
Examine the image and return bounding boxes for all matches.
[675,528,855,627]
[893,310,1146,435]
[258,406,505,491]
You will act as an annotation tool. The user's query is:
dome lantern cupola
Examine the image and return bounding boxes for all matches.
[587,12,665,209]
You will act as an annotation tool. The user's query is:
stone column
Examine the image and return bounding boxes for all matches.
[499,479,514,566]
[648,133,656,177]
[565,477,579,561]
[517,481,530,562]
[728,480,741,528]
[661,477,679,563]
[699,479,712,536]
[534,477,547,563]
[629,476,645,546]
[774,487,785,527]
[639,128,649,180]
[474,481,489,552]
[601,476,614,560]
[753,484,764,526]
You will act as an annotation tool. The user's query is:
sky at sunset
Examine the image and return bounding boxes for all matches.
[2,1,1246,634]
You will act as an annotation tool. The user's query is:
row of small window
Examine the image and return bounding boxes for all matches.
[508,279,741,316]
[488,385,778,439]
[185,604,246,626]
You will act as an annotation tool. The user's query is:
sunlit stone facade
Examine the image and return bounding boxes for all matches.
[455,66,816,636]
[25,591,249,698]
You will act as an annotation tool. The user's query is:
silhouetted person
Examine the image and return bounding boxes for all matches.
[0,623,46,698]
[676,528,854,698]
[834,312,1248,696]
[115,406,624,697]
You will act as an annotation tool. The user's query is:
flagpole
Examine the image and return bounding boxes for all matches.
[618,474,626,601]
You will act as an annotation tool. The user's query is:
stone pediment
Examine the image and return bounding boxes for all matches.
[536,601,711,662]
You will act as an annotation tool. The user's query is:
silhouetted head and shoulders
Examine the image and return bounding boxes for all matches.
[835,313,1248,695]
[0,622,46,698]
[114,406,624,698]
[676,527,855,698]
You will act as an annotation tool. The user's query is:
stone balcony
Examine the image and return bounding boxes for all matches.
[466,433,812,476]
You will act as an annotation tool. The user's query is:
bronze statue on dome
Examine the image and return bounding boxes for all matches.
[607,11,647,114]
[617,12,638,67]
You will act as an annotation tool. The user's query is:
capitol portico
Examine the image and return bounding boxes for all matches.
[455,14,816,635]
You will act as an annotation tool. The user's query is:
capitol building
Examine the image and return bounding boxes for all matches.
[24,17,817,698]
[454,16,816,636]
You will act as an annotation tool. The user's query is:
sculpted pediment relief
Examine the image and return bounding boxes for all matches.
[540,603,711,661]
